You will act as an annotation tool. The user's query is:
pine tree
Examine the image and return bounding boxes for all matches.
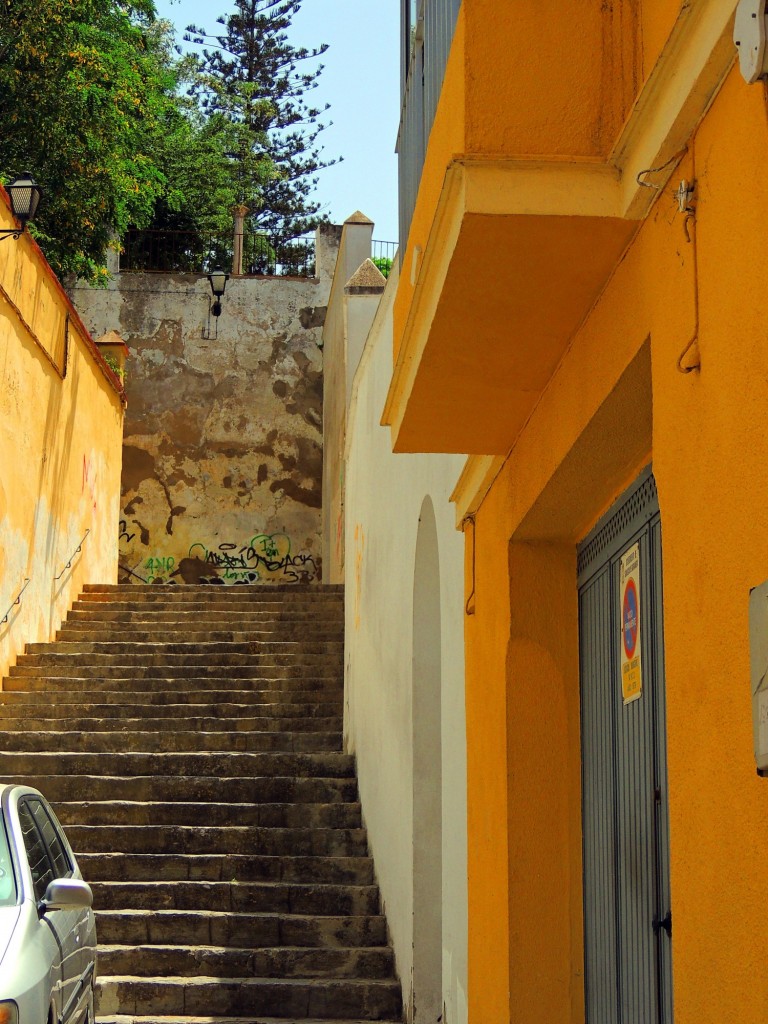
[186,0,337,241]
[0,0,177,282]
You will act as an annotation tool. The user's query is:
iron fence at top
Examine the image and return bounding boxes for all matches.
[371,239,398,278]
[120,229,317,277]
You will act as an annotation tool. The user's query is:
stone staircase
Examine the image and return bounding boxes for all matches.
[0,583,402,1024]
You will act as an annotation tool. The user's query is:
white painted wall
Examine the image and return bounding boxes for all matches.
[322,215,385,584]
[344,263,468,1024]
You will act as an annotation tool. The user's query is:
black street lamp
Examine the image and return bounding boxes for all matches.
[0,172,42,241]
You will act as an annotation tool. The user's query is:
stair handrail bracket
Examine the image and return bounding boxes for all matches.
[1,578,31,626]
[54,529,91,582]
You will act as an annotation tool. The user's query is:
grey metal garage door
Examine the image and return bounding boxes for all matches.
[577,467,673,1024]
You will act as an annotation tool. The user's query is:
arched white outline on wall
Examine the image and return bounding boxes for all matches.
[412,495,443,1024]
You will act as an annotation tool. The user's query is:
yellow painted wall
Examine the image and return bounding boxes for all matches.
[0,191,125,679]
[394,0,640,363]
[463,65,768,1024]
[463,0,639,159]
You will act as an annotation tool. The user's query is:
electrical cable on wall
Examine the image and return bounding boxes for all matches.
[675,142,701,375]
[463,514,476,616]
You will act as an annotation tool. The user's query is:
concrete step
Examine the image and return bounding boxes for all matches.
[66,608,344,624]
[0,714,343,733]
[55,800,362,829]
[67,825,368,857]
[0,697,341,717]
[98,944,394,980]
[79,853,374,885]
[76,597,343,611]
[27,640,343,656]
[91,881,380,916]
[56,627,344,643]
[13,651,343,669]
[98,1017,401,1024]
[0,774,358,804]
[95,975,401,1020]
[94,910,388,949]
[4,671,343,689]
[0,689,342,708]
[0,750,355,778]
[8,664,342,682]
[82,583,343,596]
[0,729,343,754]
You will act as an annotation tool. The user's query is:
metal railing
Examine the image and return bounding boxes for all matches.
[371,240,398,279]
[54,529,90,582]
[120,229,316,278]
[1,578,30,625]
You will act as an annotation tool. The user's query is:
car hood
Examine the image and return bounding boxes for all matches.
[0,906,21,965]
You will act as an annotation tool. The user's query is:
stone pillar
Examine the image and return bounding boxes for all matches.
[232,204,250,276]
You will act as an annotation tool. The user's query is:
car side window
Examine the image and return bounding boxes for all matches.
[29,799,72,881]
[17,801,54,902]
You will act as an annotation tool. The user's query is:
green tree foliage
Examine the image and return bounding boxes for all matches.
[187,0,337,239]
[0,0,179,282]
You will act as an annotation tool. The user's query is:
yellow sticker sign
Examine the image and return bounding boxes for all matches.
[619,543,642,704]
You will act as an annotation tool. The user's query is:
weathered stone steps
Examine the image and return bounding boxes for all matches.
[0,729,343,753]
[27,641,344,656]
[12,651,343,669]
[0,688,341,706]
[98,945,395,980]
[91,881,380,916]
[1,750,355,777]
[1,675,342,692]
[81,583,344,596]
[56,800,362,829]
[80,854,374,885]
[95,911,387,948]
[99,1017,400,1024]
[0,699,340,718]
[67,825,368,857]
[73,597,343,610]
[0,715,343,733]
[99,1017,401,1024]
[96,976,401,1020]
[60,622,346,638]
[0,774,357,803]
[65,609,344,623]
[1,584,402,1024]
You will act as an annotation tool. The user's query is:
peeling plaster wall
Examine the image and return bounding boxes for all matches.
[71,225,341,585]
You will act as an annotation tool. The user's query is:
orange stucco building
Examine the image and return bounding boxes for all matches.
[0,186,125,678]
[387,2,768,1022]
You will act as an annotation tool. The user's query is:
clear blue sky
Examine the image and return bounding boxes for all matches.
[154,0,400,243]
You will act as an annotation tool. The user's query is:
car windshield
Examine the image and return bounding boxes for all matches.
[0,816,17,906]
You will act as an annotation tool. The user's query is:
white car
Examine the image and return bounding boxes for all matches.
[0,785,96,1024]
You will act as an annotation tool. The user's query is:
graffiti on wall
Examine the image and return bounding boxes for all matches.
[133,532,318,585]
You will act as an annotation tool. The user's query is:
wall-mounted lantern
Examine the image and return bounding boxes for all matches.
[207,267,230,317]
[202,266,230,339]
[0,172,42,241]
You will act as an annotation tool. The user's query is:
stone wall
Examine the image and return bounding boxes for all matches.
[71,225,341,585]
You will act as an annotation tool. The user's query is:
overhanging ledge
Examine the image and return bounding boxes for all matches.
[382,159,638,454]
